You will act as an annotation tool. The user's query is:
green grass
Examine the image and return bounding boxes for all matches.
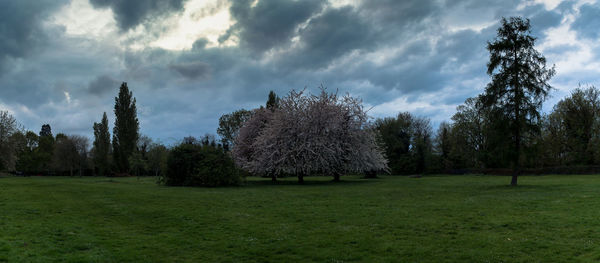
[1,175,600,262]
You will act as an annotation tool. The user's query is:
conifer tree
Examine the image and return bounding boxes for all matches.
[482,17,555,185]
[112,82,139,173]
[93,112,111,176]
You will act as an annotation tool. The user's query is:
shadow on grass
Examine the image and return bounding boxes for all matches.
[242,177,378,188]
[480,184,567,192]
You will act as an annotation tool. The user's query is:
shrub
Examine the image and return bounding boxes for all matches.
[191,147,240,186]
[162,142,240,187]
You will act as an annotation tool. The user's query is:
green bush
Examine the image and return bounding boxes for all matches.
[191,147,240,186]
[162,142,239,187]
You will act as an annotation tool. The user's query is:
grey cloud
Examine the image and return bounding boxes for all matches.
[89,0,187,31]
[1,0,593,143]
[88,75,120,95]
[169,61,211,80]
[571,3,600,40]
[220,0,325,52]
[0,0,69,74]
[277,6,375,70]
[360,0,439,26]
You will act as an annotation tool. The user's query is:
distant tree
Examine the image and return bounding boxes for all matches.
[71,135,90,176]
[182,136,198,145]
[93,112,111,176]
[128,151,147,177]
[112,82,139,173]
[482,17,555,185]
[53,135,82,176]
[450,97,488,169]
[412,117,432,174]
[375,112,432,175]
[217,109,253,149]
[39,124,52,137]
[266,90,280,110]
[434,122,452,170]
[36,124,55,173]
[163,141,239,186]
[545,85,600,165]
[0,111,21,171]
[147,142,169,177]
[14,131,40,174]
[137,135,152,158]
[128,135,152,176]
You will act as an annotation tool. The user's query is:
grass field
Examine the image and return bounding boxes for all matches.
[1,175,600,262]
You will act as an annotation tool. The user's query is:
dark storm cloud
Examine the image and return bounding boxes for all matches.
[219,0,325,52]
[282,6,374,70]
[0,0,69,74]
[169,61,211,80]
[89,0,187,31]
[571,3,600,40]
[359,0,439,26]
[0,0,591,141]
[88,75,120,96]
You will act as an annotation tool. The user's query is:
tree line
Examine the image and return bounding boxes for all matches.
[0,17,595,186]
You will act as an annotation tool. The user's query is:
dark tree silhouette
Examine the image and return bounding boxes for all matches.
[482,17,555,186]
[217,109,253,150]
[39,124,52,137]
[93,112,111,176]
[112,82,139,173]
[266,90,280,110]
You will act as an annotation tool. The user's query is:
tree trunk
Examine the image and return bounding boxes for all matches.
[297,173,304,184]
[333,173,340,182]
[270,171,277,182]
[511,173,518,186]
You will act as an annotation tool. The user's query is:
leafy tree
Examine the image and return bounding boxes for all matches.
[266,90,280,110]
[128,151,147,177]
[37,124,55,173]
[544,85,600,165]
[375,112,432,175]
[217,109,253,150]
[162,140,239,186]
[482,17,555,185]
[412,117,432,174]
[434,122,452,171]
[53,135,89,176]
[39,124,52,137]
[0,111,21,171]
[112,82,139,173]
[375,114,413,174]
[450,97,487,169]
[93,112,111,176]
[14,131,39,174]
[147,142,169,177]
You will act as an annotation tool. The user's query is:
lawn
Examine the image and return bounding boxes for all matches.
[1,175,600,262]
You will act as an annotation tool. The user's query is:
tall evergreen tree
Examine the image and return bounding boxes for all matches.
[93,112,111,176]
[482,17,555,185]
[266,90,280,110]
[112,82,139,173]
[37,124,54,173]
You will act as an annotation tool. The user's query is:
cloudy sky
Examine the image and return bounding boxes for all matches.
[1,0,599,144]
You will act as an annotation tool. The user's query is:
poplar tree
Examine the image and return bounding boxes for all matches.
[93,112,111,176]
[112,82,139,173]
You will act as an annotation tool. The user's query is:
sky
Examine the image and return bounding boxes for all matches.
[1,0,599,144]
